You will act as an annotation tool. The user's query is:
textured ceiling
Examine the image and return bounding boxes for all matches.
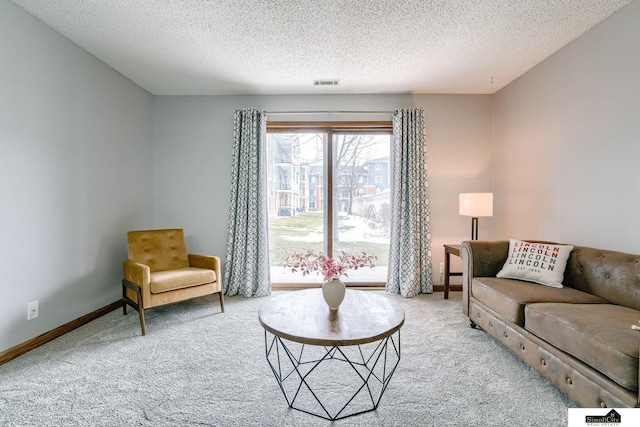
[11,0,631,95]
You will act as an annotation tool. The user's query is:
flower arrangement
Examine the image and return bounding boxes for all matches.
[284,250,377,282]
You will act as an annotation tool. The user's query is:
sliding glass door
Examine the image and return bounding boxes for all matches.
[267,123,391,286]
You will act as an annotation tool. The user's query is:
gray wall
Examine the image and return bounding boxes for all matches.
[152,94,494,283]
[0,1,154,352]
[492,1,640,253]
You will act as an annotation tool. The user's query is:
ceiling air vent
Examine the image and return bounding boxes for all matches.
[313,79,339,86]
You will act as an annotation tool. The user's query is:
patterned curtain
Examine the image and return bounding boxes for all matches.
[223,109,271,297]
[386,108,433,297]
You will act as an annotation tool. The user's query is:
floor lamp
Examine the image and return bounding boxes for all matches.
[459,193,493,240]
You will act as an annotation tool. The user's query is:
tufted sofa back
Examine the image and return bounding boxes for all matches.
[126,229,190,272]
[563,245,640,310]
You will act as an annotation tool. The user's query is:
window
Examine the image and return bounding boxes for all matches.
[266,121,392,286]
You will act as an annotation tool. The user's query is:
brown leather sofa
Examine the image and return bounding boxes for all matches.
[461,240,640,408]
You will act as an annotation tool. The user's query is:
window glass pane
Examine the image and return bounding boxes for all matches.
[267,132,326,284]
[332,133,391,283]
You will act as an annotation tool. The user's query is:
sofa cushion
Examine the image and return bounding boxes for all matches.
[525,303,640,391]
[472,277,605,326]
[497,239,574,288]
[150,268,216,293]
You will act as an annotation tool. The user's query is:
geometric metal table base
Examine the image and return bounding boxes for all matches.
[264,329,401,421]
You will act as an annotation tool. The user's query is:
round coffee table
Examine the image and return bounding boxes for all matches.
[258,289,404,421]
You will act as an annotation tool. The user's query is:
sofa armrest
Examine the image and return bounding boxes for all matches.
[460,240,510,316]
[188,254,221,281]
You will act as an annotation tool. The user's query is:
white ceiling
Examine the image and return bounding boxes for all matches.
[11,0,631,96]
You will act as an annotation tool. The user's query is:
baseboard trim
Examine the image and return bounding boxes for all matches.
[433,284,462,293]
[0,300,123,366]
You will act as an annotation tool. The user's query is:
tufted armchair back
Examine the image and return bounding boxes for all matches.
[126,229,190,272]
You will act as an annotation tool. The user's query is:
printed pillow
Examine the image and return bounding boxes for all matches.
[496,239,574,288]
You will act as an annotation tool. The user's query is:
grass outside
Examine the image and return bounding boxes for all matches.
[268,211,389,267]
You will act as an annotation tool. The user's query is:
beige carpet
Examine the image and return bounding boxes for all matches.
[0,291,576,426]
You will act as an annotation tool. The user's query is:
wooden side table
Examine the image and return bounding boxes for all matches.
[444,244,462,299]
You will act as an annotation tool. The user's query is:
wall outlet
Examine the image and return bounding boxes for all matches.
[440,262,445,274]
[27,300,39,321]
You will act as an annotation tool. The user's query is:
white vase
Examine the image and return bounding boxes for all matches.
[322,278,346,311]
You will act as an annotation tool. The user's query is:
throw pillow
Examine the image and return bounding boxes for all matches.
[496,239,574,288]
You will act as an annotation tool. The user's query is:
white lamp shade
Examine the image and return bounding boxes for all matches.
[459,193,493,217]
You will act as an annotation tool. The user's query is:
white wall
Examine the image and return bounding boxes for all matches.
[0,1,154,352]
[492,1,640,253]
[152,94,494,284]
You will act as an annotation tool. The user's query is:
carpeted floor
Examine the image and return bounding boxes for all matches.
[0,291,577,426]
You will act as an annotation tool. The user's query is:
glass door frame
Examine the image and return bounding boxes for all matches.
[267,121,392,288]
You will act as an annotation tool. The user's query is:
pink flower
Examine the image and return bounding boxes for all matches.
[284,250,377,281]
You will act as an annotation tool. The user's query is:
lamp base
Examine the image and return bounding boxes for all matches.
[471,217,479,240]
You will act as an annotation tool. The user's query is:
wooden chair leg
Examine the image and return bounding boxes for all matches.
[218,291,225,313]
[122,281,128,315]
[131,284,146,335]
[138,306,146,336]
[122,279,147,335]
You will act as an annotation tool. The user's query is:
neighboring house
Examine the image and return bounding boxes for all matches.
[364,157,390,192]
[267,134,307,216]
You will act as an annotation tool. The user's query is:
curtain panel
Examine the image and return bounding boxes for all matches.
[386,108,433,297]
[223,109,271,297]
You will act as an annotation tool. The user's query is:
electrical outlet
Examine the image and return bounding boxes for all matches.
[440,262,445,274]
[27,300,39,321]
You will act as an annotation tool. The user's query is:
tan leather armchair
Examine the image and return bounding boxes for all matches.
[122,228,224,335]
